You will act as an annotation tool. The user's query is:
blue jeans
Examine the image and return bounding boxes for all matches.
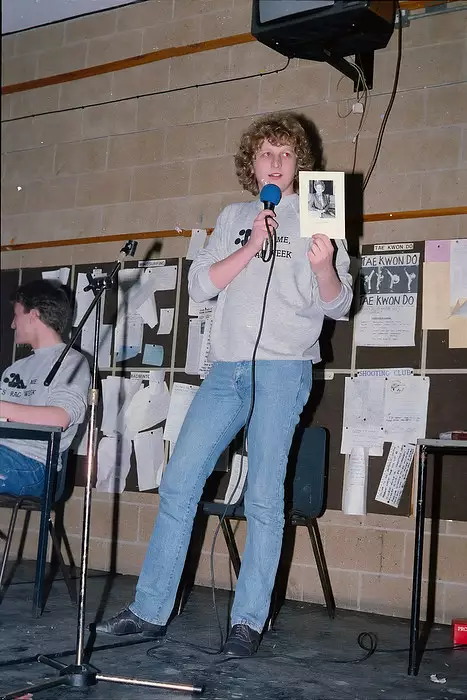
[0,445,45,497]
[130,360,312,633]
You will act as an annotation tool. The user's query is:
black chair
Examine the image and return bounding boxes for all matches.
[0,448,77,614]
[180,426,335,624]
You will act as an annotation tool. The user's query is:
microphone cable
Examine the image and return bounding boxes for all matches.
[206,214,277,650]
[260,213,277,263]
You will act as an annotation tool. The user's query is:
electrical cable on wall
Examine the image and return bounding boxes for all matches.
[363,1,403,190]
[3,59,291,124]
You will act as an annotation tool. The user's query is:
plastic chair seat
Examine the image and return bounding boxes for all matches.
[179,426,336,624]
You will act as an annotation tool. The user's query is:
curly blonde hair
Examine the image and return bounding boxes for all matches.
[234,112,316,196]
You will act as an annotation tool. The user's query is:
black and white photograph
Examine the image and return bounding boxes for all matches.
[299,170,346,239]
[308,178,335,218]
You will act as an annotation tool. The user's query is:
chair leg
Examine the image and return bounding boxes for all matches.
[219,518,241,578]
[48,520,77,604]
[307,519,336,619]
[0,502,22,590]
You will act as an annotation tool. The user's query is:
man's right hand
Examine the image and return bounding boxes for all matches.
[246,210,278,254]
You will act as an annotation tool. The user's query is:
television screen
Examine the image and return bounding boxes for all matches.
[258,1,335,24]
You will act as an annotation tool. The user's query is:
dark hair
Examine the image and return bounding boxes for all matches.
[12,279,72,335]
[234,111,316,195]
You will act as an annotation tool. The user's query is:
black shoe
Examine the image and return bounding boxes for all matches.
[93,608,166,638]
[223,624,261,656]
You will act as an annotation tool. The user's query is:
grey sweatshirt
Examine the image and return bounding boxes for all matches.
[188,194,353,363]
[0,344,90,466]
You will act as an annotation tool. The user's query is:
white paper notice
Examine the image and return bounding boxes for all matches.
[133,428,165,491]
[42,267,70,285]
[80,313,112,368]
[73,424,89,456]
[450,239,467,306]
[342,447,368,515]
[101,375,142,437]
[224,453,248,505]
[341,376,385,456]
[96,435,132,493]
[115,314,144,363]
[356,252,420,347]
[383,376,429,444]
[74,270,102,326]
[186,229,207,261]
[198,307,213,379]
[158,308,174,335]
[185,318,202,374]
[124,381,170,436]
[163,382,199,444]
[375,442,416,508]
[188,298,216,317]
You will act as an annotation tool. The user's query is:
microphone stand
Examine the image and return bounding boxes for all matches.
[2,241,203,699]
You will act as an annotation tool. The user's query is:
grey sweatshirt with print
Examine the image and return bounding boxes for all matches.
[188,194,353,363]
[0,344,90,466]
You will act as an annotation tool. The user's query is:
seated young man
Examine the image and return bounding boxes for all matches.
[0,280,90,497]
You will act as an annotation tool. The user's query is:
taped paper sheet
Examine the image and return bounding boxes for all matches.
[450,239,467,306]
[422,262,450,330]
[158,308,174,335]
[134,428,165,491]
[96,434,132,493]
[448,315,467,349]
[188,299,216,317]
[74,270,112,368]
[101,375,142,437]
[224,453,248,505]
[198,307,214,379]
[356,251,420,347]
[42,267,70,285]
[163,382,199,444]
[342,447,368,515]
[383,376,429,445]
[341,376,385,456]
[124,378,170,437]
[185,318,202,374]
[376,443,416,508]
[186,229,207,261]
[115,314,144,362]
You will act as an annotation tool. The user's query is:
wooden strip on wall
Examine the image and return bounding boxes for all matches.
[364,206,467,223]
[2,33,255,95]
[2,207,465,253]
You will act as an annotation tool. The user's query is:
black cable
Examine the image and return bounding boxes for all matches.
[323,633,467,665]
[363,1,403,190]
[260,214,277,263]
[203,216,277,651]
[3,59,291,125]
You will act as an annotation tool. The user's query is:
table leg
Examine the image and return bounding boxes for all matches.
[408,444,428,675]
[33,432,61,617]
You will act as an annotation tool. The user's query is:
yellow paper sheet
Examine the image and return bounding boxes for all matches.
[422,262,450,330]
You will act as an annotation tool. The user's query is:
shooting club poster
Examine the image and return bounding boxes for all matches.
[355,243,421,347]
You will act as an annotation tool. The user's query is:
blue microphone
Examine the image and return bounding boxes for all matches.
[260,183,281,213]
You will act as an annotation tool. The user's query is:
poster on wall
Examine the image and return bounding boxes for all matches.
[355,243,421,347]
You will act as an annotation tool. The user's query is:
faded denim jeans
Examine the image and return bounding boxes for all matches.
[0,445,45,496]
[130,360,312,633]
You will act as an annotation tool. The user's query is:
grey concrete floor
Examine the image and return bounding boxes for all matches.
[0,563,466,700]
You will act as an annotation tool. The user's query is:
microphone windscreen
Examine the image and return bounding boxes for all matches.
[260,183,282,207]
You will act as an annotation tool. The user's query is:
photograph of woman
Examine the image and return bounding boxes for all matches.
[308,179,336,218]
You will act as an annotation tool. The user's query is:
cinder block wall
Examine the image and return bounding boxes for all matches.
[1,0,466,623]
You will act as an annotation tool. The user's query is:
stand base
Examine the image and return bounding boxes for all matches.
[1,656,204,699]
